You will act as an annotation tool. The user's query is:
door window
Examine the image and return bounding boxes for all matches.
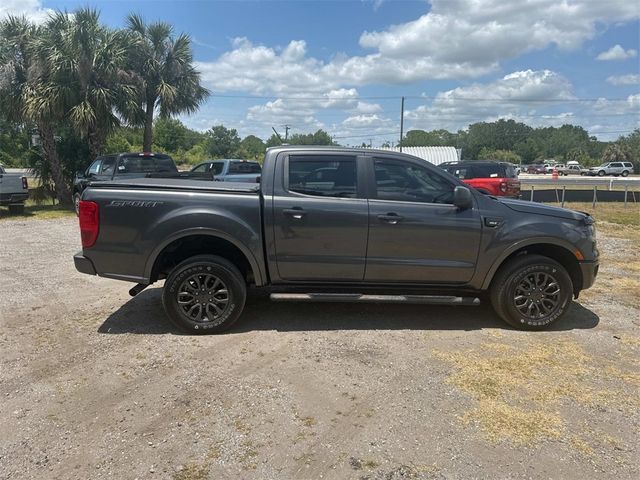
[100,157,116,175]
[192,163,209,173]
[288,156,357,198]
[374,159,454,204]
[87,159,102,175]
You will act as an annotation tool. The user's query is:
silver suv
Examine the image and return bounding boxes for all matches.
[588,162,634,177]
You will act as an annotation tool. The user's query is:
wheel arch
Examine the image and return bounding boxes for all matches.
[145,229,265,286]
[482,241,583,295]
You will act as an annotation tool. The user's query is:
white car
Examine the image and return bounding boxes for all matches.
[588,162,635,177]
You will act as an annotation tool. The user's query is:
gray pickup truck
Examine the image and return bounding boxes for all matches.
[74,146,599,333]
[0,164,29,214]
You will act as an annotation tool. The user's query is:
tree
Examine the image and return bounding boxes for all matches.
[205,125,240,158]
[41,9,129,159]
[288,129,335,145]
[477,148,521,163]
[616,129,640,171]
[154,117,203,152]
[124,14,209,151]
[265,133,282,148]
[0,15,71,204]
[240,135,265,159]
[601,143,632,164]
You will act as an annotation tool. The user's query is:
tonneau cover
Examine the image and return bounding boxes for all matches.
[88,176,260,193]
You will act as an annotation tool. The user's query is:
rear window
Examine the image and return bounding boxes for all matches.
[117,155,177,174]
[228,162,261,174]
[446,163,515,179]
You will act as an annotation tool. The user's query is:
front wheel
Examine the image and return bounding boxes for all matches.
[490,254,573,330]
[597,170,605,177]
[162,255,247,334]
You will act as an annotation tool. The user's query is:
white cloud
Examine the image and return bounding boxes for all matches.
[405,70,577,131]
[607,74,640,86]
[596,44,638,61]
[0,0,53,23]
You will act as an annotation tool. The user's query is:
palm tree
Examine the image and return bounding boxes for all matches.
[0,16,71,204]
[124,14,209,151]
[602,143,631,164]
[39,9,130,159]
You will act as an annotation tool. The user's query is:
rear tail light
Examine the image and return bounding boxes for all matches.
[499,181,507,193]
[79,201,99,248]
[21,176,28,190]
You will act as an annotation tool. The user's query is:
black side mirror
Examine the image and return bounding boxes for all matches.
[453,186,473,210]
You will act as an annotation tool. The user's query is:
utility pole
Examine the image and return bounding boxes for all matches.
[282,124,291,142]
[399,96,405,153]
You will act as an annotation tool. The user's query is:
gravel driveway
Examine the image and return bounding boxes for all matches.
[1,217,638,480]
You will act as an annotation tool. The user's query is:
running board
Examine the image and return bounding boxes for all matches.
[270,293,480,306]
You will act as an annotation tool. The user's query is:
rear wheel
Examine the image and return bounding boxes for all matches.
[490,254,573,330]
[162,255,247,334]
[622,170,629,177]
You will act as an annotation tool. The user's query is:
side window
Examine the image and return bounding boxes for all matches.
[192,163,209,173]
[288,155,357,198]
[88,159,102,175]
[374,158,454,204]
[610,163,622,168]
[100,157,116,175]
[210,163,224,175]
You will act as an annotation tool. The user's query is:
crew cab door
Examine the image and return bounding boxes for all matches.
[364,155,482,283]
[271,153,369,281]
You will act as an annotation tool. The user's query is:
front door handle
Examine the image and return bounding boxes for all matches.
[378,213,403,224]
[283,207,306,220]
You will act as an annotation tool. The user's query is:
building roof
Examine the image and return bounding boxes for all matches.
[378,146,461,165]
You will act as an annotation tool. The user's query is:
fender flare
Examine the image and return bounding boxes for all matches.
[480,237,579,290]
[143,227,265,286]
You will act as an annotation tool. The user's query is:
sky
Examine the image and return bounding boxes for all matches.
[2,0,639,145]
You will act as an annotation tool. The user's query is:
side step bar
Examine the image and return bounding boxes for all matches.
[270,293,480,306]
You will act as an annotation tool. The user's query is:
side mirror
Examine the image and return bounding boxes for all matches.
[453,186,473,210]
[76,171,85,179]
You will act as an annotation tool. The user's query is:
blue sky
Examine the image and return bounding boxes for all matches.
[4,0,639,144]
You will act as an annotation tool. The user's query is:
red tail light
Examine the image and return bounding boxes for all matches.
[499,181,507,193]
[79,201,99,248]
[21,176,28,190]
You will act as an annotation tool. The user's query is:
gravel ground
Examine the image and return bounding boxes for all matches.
[0,217,638,480]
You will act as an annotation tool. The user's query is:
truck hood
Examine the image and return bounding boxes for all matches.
[497,197,588,222]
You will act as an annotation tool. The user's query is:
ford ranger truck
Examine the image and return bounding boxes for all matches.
[74,146,599,333]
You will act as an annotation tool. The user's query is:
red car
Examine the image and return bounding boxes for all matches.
[526,164,547,174]
[440,161,521,197]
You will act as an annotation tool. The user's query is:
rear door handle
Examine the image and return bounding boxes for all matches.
[283,208,306,219]
[378,213,403,224]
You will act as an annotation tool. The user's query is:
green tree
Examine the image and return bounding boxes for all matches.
[240,135,265,159]
[616,129,640,171]
[477,148,521,163]
[288,129,334,145]
[205,124,240,158]
[0,15,70,203]
[601,143,632,164]
[40,9,129,159]
[154,117,203,152]
[265,133,282,148]
[124,14,209,151]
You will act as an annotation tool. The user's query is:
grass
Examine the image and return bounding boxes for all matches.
[434,339,639,446]
[545,201,639,226]
[0,199,75,221]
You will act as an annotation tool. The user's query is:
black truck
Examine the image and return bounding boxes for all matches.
[74,146,599,333]
[72,152,178,214]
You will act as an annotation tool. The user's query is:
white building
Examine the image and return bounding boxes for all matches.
[379,146,461,165]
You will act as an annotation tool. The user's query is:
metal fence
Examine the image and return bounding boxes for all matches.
[521,186,639,208]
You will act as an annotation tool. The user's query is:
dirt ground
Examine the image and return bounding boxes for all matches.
[1,217,638,480]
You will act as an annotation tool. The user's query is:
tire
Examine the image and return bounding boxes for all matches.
[597,170,605,177]
[490,254,573,330]
[162,255,247,334]
[8,204,25,215]
[622,170,629,177]
[73,193,81,216]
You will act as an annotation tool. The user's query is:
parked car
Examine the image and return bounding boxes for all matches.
[587,162,634,177]
[190,159,262,183]
[545,163,564,173]
[0,164,29,214]
[73,153,178,214]
[439,161,520,198]
[74,146,598,332]
[557,164,588,176]
[526,164,547,174]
